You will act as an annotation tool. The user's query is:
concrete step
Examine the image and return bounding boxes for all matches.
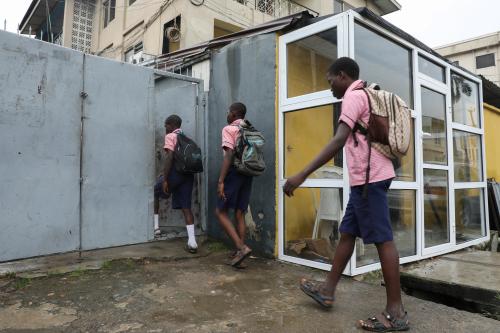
[401,250,500,320]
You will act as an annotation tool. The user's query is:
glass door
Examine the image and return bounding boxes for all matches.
[419,80,453,254]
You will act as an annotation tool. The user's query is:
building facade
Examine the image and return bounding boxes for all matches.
[435,32,500,86]
[19,0,400,64]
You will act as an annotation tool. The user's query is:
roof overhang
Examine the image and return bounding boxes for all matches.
[373,0,401,15]
[19,0,61,34]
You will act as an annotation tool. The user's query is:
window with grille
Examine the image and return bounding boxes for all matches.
[71,0,95,53]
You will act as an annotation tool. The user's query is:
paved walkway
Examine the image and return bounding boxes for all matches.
[0,240,498,332]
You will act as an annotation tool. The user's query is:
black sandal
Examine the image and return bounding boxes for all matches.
[299,278,334,308]
[359,311,409,332]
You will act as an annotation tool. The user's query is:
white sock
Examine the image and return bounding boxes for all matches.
[154,214,159,230]
[186,224,197,247]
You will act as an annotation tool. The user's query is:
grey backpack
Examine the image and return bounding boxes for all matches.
[233,120,266,176]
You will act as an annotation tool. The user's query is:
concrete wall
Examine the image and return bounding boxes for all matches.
[207,33,277,257]
[435,32,500,86]
[0,30,203,261]
[92,0,277,60]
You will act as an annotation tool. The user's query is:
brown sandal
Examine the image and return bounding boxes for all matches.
[299,278,334,308]
[231,246,251,267]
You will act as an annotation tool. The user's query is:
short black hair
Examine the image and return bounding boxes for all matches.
[328,57,360,80]
[229,102,246,118]
[165,114,182,128]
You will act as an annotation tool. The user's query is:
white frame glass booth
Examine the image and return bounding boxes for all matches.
[277,10,489,275]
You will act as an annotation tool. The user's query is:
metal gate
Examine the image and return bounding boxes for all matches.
[80,55,155,250]
[0,30,205,261]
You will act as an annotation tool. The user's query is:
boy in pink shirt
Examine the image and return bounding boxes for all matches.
[215,102,253,267]
[283,58,409,332]
[154,115,197,253]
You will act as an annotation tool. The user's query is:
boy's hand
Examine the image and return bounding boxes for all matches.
[217,182,226,201]
[283,173,306,197]
[162,180,169,194]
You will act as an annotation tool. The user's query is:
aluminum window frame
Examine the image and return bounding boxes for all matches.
[278,10,489,276]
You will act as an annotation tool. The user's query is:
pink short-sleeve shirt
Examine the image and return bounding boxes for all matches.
[163,128,182,152]
[221,119,243,150]
[339,80,395,186]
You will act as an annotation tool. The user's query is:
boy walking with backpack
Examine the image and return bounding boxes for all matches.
[283,58,410,332]
[154,115,202,253]
[215,102,266,267]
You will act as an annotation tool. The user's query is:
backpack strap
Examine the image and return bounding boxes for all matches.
[360,88,372,199]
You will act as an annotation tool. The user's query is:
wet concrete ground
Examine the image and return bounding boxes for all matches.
[0,240,498,333]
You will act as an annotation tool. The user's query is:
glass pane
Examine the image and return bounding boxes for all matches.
[424,169,449,248]
[451,73,480,128]
[394,119,415,181]
[422,87,447,165]
[354,23,413,108]
[284,104,343,179]
[284,187,343,264]
[287,28,338,98]
[356,190,417,267]
[453,130,483,182]
[455,188,485,244]
[419,56,445,82]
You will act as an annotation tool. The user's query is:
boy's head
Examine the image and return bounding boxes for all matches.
[227,102,246,124]
[326,57,360,99]
[165,114,182,134]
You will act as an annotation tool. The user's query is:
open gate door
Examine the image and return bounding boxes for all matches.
[153,72,206,235]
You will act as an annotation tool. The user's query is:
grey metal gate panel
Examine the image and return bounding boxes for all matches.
[0,31,82,261]
[81,55,154,250]
[153,78,205,232]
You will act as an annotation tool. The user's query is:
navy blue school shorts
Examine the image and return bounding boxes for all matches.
[216,167,253,212]
[154,168,194,209]
[339,178,393,244]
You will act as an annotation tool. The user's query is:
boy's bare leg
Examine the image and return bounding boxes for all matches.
[154,196,159,215]
[321,233,356,296]
[360,241,406,329]
[376,241,405,317]
[235,209,246,241]
[216,208,244,249]
[182,208,194,225]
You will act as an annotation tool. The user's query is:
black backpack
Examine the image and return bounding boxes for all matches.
[174,133,203,174]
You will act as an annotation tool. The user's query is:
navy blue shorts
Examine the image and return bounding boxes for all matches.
[339,178,393,244]
[217,167,253,212]
[154,168,194,209]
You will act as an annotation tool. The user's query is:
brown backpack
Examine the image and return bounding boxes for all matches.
[353,83,412,195]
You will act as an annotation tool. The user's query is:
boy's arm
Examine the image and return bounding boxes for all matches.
[162,150,174,193]
[217,148,234,201]
[283,122,351,196]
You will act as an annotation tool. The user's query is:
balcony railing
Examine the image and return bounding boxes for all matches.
[235,0,319,18]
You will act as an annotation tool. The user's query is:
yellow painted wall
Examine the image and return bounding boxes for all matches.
[286,42,333,98]
[284,105,336,242]
[484,103,500,180]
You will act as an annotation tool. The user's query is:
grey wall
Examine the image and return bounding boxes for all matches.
[207,34,277,257]
[0,30,203,261]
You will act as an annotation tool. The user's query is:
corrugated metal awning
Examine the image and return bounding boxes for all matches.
[143,11,315,71]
